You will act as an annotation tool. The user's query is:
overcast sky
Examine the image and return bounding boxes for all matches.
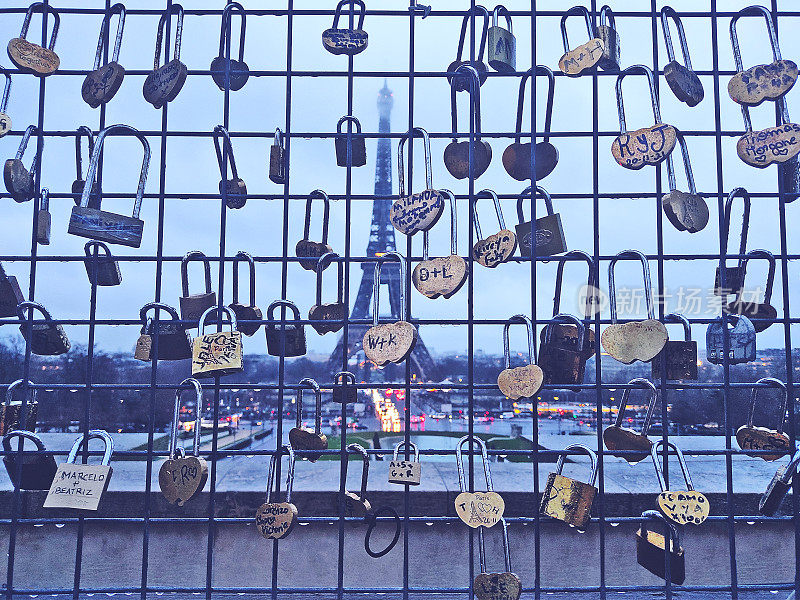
[1,0,799,358]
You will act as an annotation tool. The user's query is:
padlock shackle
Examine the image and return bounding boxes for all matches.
[454,5,490,64]
[491,5,512,34]
[502,313,536,369]
[721,187,750,267]
[20,2,60,51]
[181,251,214,297]
[332,0,366,30]
[421,189,457,261]
[16,300,53,323]
[265,444,296,504]
[477,517,512,576]
[82,124,150,219]
[740,94,792,134]
[336,115,363,135]
[513,65,554,143]
[2,429,45,452]
[315,252,343,306]
[0,68,11,114]
[608,250,656,322]
[660,6,693,69]
[66,429,114,466]
[40,187,49,211]
[747,377,788,435]
[739,249,776,305]
[599,5,615,29]
[615,65,662,135]
[218,2,246,63]
[639,510,681,548]
[198,305,238,335]
[455,435,493,493]
[450,65,483,141]
[5,379,34,409]
[213,125,241,182]
[651,440,694,493]
[554,443,598,487]
[153,3,184,69]
[543,313,586,348]
[560,5,596,54]
[345,442,370,503]
[232,250,256,307]
[397,127,433,197]
[730,5,782,74]
[266,299,301,321]
[783,449,800,483]
[139,302,180,325]
[305,190,331,245]
[664,313,691,341]
[472,189,505,241]
[554,250,596,319]
[92,3,126,69]
[615,378,659,434]
[372,252,407,327]
[84,240,113,260]
[516,185,555,225]
[334,371,356,387]
[14,125,40,181]
[392,440,420,462]
[665,131,696,195]
[74,126,95,183]
[169,378,203,459]
[296,377,323,435]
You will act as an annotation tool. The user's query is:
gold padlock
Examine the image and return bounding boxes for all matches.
[651,440,709,526]
[473,518,521,600]
[540,444,597,529]
[454,436,505,529]
[191,306,243,378]
[388,440,421,486]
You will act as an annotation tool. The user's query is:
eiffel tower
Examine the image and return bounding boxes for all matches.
[328,81,437,381]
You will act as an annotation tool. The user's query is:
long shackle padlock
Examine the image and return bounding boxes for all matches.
[7,2,60,75]
[544,250,597,361]
[474,517,519,599]
[0,67,11,136]
[180,251,217,323]
[392,127,445,236]
[714,187,751,297]
[255,444,298,539]
[736,377,791,462]
[72,126,99,207]
[297,189,333,271]
[444,65,492,180]
[344,442,371,517]
[455,436,505,529]
[230,251,262,336]
[309,252,347,334]
[498,314,543,400]
[515,185,567,258]
[662,131,709,234]
[651,440,710,525]
[288,378,327,462]
[660,6,704,106]
[724,249,777,333]
[447,5,490,91]
[82,4,126,108]
[4,125,40,203]
[603,378,659,463]
[143,4,187,109]
[213,125,247,209]
[541,444,598,528]
[558,6,602,76]
[471,189,516,268]
[211,2,249,92]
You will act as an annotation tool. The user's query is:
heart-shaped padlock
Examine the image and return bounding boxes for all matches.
[255,445,298,539]
[474,572,521,600]
[661,133,709,233]
[651,441,710,525]
[210,2,249,91]
[497,315,543,400]
[7,4,61,76]
[81,5,126,108]
[471,190,516,268]
[603,378,658,463]
[288,379,327,462]
[455,492,505,528]
[3,125,38,203]
[142,5,187,109]
[444,140,492,180]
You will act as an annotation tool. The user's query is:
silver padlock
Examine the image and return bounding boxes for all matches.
[84,241,122,287]
[388,441,421,486]
[36,187,51,245]
[487,5,515,73]
[596,5,620,71]
[760,449,800,516]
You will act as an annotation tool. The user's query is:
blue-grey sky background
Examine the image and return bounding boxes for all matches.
[1,0,799,357]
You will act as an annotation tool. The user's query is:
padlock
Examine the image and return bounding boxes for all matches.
[83,241,122,287]
[309,252,347,335]
[7,2,60,75]
[392,127,445,236]
[269,128,286,184]
[472,190,516,268]
[296,190,334,271]
[759,448,800,516]
[158,378,208,506]
[2,430,56,490]
[332,371,358,404]
[651,440,709,526]
[322,0,368,56]
[662,133,709,233]
[344,443,372,517]
[541,444,598,529]
[213,125,247,209]
[4,125,39,203]
[36,187,51,245]
[44,430,114,511]
[706,314,756,365]
[68,124,150,248]
[714,188,750,296]
[71,126,100,208]
[736,377,791,462]
[473,517,521,600]
[487,6,515,73]
[135,302,192,361]
[413,190,468,299]
[502,66,558,182]
[455,436,505,529]
[0,70,11,137]
[335,115,367,167]
[558,6,603,76]
[515,186,567,258]
[724,249,777,333]
[780,154,800,204]
[17,301,70,356]
[538,314,587,386]
[497,315,543,400]
[444,66,492,180]
[389,441,421,486]
[179,251,217,323]
[660,7,704,107]
[256,445,298,539]
[736,91,800,170]
[446,6,489,91]
[265,300,306,357]
[601,250,668,364]
[636,510,685,584]
[603,378,658,464]
[651,313,697,381]
[82,4,126,108]
[544,250,598,359]
[229,251,262,336]
[0,380,37,436]
[612,65,677,169]
[289,378,327,462]
[363,253,417,366]
[0,262,25,318]
[143,4,187,109]
[210,2,249,91]
[191,306,244,379]
[596,5,620,71]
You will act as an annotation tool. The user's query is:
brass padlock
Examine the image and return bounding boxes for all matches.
[472,190,516,268]
[83,241,122,287]
[759,449,800,516]
[332,371,358,404]
[651,313,698,381]
[514,186,567,258]
[636,510,685,584]
[265,300,306,357]
[17,301,70,356]
[497,315,543,400]
[455,436,505,529]
[651,440,709,526]
[3,429,56,490]
[0,380,37,437]
[82,4,126,107]
[596,5,620,71]
[724,250,777,333]
[706,314,756,365]
[71,126,100,208]
[446,6,489,91]
[269,128,286,184]
[392,127,445,236]
[179,251,217,323]
[322,0,368,56]
[714,188,750,297]
[44,430,114,511]
[143,4,187,109]
[335,115,367,167]
[159,378,208,506]
[558,7,603,76]
[7,3,60,75]
[309,252,347,335]
[662,133,709,233]
[603,378,658,463]
[660,7,704,107]
[296,190,334,271]
[213,125,247,209]
[546,250,599,356]
[136,302,192,361]
[36,187,51,245]
[541,444,598,529]
[538,314,587,387]
[0,70,11,137]
[736,377,791,462]
[288,378,327,462]
[4,125,39,203]
[388,441,421,486]
[344,443,371,517]
[487,6,515,73]
[210,2,249,91]
[191,306,244,379]
[256,445,298,539]
[473,518,521,600]
[444,66,492,180]
[229,251,262,336]
[68,124,150,248]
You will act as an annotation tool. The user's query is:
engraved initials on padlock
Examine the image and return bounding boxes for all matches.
[388,441,421,486]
